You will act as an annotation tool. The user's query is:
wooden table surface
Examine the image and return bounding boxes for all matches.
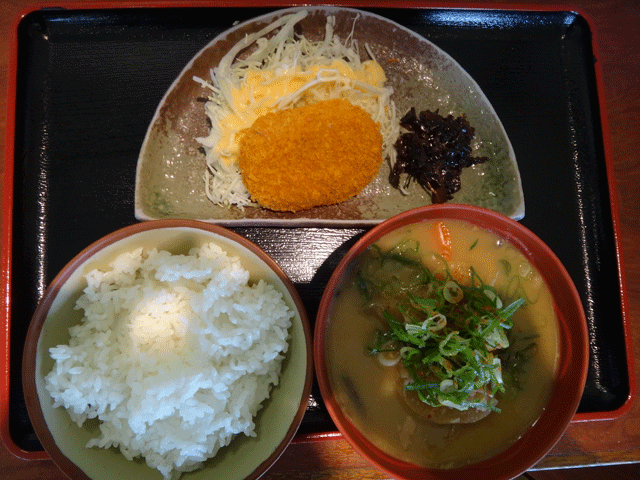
[0,0,638,478]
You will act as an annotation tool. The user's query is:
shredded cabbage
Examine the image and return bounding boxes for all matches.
[194,10,400,207]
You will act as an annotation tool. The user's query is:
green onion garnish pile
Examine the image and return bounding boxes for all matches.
[360,242,527,413]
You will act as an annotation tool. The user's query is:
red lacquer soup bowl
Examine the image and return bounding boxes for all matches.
[315,205,588,480]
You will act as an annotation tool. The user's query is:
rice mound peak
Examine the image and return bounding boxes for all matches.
[45,242,294,479]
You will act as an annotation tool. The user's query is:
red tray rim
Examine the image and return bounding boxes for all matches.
[1,0,635,461]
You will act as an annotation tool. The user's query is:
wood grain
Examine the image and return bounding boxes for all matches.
[0,0,638,478]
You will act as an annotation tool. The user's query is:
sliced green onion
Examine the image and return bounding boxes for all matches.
[443,281,464,303]
[365,242,527,412]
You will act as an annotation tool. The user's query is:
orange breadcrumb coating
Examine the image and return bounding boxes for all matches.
[237,98,383,212]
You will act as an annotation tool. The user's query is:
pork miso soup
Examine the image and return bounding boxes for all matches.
[325,219,559,468]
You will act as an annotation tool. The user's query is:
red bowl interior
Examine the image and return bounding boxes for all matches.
[314,204,589,480]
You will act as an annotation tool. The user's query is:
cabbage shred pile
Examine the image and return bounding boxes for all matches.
[194,10,399,208]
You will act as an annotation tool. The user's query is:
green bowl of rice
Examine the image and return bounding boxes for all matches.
[23,219,313,480]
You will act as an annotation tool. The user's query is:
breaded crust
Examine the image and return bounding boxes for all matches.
[237,98,383,212]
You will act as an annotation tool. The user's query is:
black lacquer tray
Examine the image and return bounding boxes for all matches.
[5,5,632,453]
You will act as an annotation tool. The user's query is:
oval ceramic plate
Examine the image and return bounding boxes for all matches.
[135,6,524,226]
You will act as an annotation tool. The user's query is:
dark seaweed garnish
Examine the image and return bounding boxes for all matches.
[391,108,488,203]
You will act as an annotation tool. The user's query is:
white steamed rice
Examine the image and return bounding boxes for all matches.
[45,242,294,479]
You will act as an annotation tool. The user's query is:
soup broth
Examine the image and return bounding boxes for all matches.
[325,219,559,468]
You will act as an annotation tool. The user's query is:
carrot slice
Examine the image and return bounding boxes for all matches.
[450,268,466,284]
[433,220,453,261]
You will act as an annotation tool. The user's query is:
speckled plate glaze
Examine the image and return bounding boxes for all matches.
[135,6,524,226]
